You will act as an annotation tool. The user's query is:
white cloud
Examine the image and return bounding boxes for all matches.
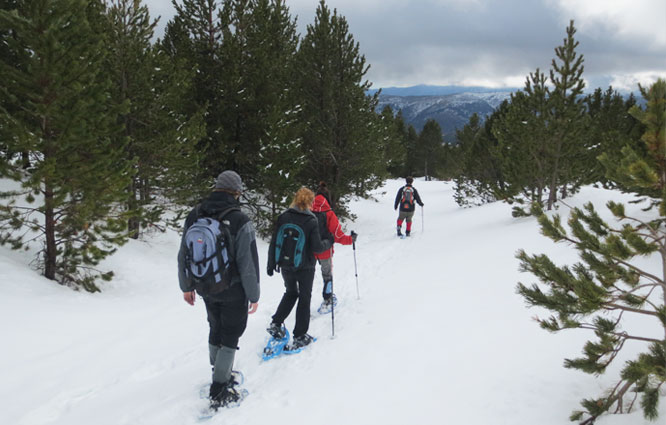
[608,71,666,92]
[550,0,666,48]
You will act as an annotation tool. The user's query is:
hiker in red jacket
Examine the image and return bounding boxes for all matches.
[311,182,357,314]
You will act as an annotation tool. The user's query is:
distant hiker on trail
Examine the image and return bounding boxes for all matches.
[266,187,331,351]
[178,170,260,410]
[311,181,357,314]
[394,176,424,237]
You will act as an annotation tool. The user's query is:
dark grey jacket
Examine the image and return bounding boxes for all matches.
[178,191,260,303]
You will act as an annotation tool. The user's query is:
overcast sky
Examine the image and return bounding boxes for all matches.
[144,0,666,92]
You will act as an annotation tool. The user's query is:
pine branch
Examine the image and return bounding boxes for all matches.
[602,302,658,317]
[577,324,660,343]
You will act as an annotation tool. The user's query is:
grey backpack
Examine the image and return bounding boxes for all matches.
[183,208,237,295]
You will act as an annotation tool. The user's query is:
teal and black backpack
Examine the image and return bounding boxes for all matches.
[274,223,306,269]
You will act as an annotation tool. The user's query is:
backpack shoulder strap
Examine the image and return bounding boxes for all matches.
[217,206,240,222]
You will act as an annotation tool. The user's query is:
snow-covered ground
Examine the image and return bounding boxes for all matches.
[1,179,664,425]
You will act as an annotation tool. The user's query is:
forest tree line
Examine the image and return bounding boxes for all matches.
[0,1,661,296]
[0,0,423,290]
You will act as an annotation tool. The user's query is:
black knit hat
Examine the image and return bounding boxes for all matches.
[316,181,333,206]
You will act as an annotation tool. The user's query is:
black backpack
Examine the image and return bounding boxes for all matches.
[313,210,334,244]
[401,186,415,209]
[183,207,237,295]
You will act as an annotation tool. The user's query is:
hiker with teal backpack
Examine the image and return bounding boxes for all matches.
[178,171,260,410]
[266,187,331,351]
[394,176,424,237]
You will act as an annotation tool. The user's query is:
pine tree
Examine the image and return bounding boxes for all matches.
[380,105,407,178]
[453,108,506,207]
[105,0,206,237]
[215,0,303,233]
[517,79,666,423]
[150,41,208,221]
[599,80,666,212]
[546,20,587,209]
[105,0,157,238]
[492,69,551,208]
[0,0,132,291]
[585,87,643,187]
[404,123,419,177]
[415,119,444,180]
[295,0,385,216]
[170,0,226,174]
[0,0,26,169]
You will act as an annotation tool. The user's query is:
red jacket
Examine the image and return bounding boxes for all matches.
[311,194,352,260]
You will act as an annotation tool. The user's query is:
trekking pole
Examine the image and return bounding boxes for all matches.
[331,279,335,338]
[421,205,424,233]
[352,232,359,300]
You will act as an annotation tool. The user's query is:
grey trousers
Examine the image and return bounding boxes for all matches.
[317,257,334,300]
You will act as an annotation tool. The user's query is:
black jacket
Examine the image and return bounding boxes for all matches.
[394,184,424,212]
[178,191,260,303]
[267,207,330,272]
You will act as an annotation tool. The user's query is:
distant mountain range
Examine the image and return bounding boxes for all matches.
[368,84,517,97]
[372,84,643,142]
[373,85,517,141]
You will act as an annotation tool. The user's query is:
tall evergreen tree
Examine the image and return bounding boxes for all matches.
[105,0,206,238]
[453,110,505,206]
[600,79,666,213]
[0,0,26,169]
[0,0,132,291]
[546,20,587,209]
[404,123,420,177]
[295,0,386,215]
[585,87,643,187]
[380,105,407,178]
[105,0,156,238]
[517,79,666,423]
[215,0,303,233]
[492,69,550,207]
[170,0,226,174]
[415,119,444,180]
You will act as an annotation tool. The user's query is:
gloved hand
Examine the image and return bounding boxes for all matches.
[267,266,274,277]
[350,231,358,243]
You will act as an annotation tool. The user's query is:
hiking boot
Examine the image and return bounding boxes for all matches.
[209,380,242,410]
[286,333,314,351]
[397,226,402,236]
[405,230,411,236]
[317,294,338,314]
[266,322,286,339]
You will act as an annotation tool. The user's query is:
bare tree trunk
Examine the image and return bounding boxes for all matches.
[44,180,57,281]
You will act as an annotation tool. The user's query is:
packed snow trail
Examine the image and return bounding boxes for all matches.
[1,179,663,425]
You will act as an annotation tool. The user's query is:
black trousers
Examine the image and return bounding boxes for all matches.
[204,283,248,349]
[272,267,315,338]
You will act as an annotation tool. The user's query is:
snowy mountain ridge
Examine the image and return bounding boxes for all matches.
[376,91,513,139]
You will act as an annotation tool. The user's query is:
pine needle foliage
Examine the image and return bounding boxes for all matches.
[517,80,666,423]
[0,0,133,291]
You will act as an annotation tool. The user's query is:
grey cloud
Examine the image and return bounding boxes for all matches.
[146,0,666,91]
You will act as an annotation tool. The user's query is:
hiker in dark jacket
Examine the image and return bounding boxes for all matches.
[178,170,260,410]
[394,176,424,237]
[266,187,331,350]
[311,182,356,313]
